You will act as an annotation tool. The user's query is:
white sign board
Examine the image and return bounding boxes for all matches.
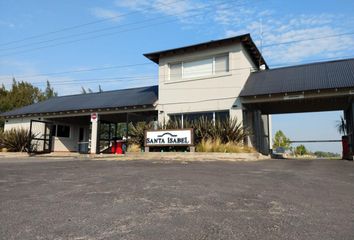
[145,129,193,147]
[91,112,98,123]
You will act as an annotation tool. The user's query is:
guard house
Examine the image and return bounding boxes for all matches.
[2,86,158,154]
[1,33,354,156]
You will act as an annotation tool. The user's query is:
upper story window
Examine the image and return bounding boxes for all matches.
[169,54,229,81]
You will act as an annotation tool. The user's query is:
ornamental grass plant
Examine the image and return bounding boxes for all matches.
[0,128,34,152]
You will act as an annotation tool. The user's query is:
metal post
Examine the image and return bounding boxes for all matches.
[213,112,216,126]
[43,123,47,152]
[181,114,184,129]
[28,120,33,153]
[126,113,129,139]
[90,119,99,154]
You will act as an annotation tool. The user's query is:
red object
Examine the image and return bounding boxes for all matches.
[342,136,350,159]
[111,140,124,154]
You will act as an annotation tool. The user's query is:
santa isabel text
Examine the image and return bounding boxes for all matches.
[146,137,189,145]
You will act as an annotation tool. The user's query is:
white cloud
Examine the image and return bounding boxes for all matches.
[214,7,354,66]
[115,0,205,22]
[91,7,122,22]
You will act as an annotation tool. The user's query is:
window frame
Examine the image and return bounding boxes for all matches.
[169,110,230,127]
[52,124,71,138]
[168,53,230,81]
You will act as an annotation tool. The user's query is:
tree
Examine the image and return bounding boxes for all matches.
[0,78,57,130]
[272,130,291,150]
[81,86,87,94]
[336,116,347,135]
[42,80,58,100]
[81,87,93,94]
[295,144,308,156]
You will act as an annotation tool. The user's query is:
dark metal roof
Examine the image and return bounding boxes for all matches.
[240,58,354,97]
[1,85,158,117]
[144,33,268,69]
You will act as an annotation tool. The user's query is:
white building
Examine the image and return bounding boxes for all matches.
[2,33,354,157]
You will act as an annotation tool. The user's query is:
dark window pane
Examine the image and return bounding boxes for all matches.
[57,125,70,138]
[51,125,57,136]
[215,111,229,121]
[184,112,213,121]
[169,114,181,122]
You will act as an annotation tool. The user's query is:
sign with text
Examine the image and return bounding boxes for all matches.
[91,112,98,123]
[145,129,194,147]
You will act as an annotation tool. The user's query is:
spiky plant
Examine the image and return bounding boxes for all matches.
[128,122,154,147]
[1,128,34,152]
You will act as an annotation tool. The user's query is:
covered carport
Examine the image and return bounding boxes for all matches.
[240,58,354,158]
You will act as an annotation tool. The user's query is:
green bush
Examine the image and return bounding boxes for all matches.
[167,117,248,145]
[0,128,33,152]
[128,122,154,148]
[196,138,255,153]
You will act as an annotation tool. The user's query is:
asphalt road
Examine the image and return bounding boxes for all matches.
[0,158,353,240]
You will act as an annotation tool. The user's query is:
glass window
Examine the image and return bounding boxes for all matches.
[215,111,230,121]
[169,63,182,81]
[168,54,229,81]
[56,125,70,138]
[51,124,57,136]
[183,58,213,79]
[184,112,213,121]
[169,114,182,122]
[215,55,229,74]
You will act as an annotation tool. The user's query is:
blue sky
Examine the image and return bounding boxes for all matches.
[1,0,354,153]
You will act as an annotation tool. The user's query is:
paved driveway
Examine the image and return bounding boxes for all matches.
[0,158,353,240]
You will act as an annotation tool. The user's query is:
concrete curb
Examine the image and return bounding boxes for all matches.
[0,152,270,162]
[92,152,270,162]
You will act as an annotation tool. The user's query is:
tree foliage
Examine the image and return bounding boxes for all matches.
[336,116,347,135]
[314,151,340,158]
[272,130,291,150]
[294,144,308,156]
[0,78,57,129]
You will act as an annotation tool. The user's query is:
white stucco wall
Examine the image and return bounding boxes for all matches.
[4,117,84,152]
[157,43,257,124]
[4,117,32,131]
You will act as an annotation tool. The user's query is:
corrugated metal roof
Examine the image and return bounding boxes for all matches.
[240,58,354,96]
[144,33,268,69]
[1,85,158,117]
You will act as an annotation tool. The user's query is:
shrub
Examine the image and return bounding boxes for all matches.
[127,143,141,153]
[128,117,249,151]
[190,117,248,145]
[1,128,33,152]
[128,122,154,147]
[196,138,255,153]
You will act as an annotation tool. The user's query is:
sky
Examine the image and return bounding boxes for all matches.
[1,0,354,153]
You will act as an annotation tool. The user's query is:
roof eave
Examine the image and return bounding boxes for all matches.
[143,34,268,68]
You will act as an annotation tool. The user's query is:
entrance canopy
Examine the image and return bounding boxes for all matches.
[240,58,354,114]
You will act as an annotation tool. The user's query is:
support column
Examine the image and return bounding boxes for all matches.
[268,114,273,152]
[345,102,354,159]
[90,119,98,154]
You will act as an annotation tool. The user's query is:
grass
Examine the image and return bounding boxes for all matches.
[196,138,255,153]
[127,143,141,153]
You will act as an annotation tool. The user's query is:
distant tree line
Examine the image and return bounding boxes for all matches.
[272,130,340,158]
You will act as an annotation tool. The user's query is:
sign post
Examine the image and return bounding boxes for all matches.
[91,112,98,123]
[90,112,99,154]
